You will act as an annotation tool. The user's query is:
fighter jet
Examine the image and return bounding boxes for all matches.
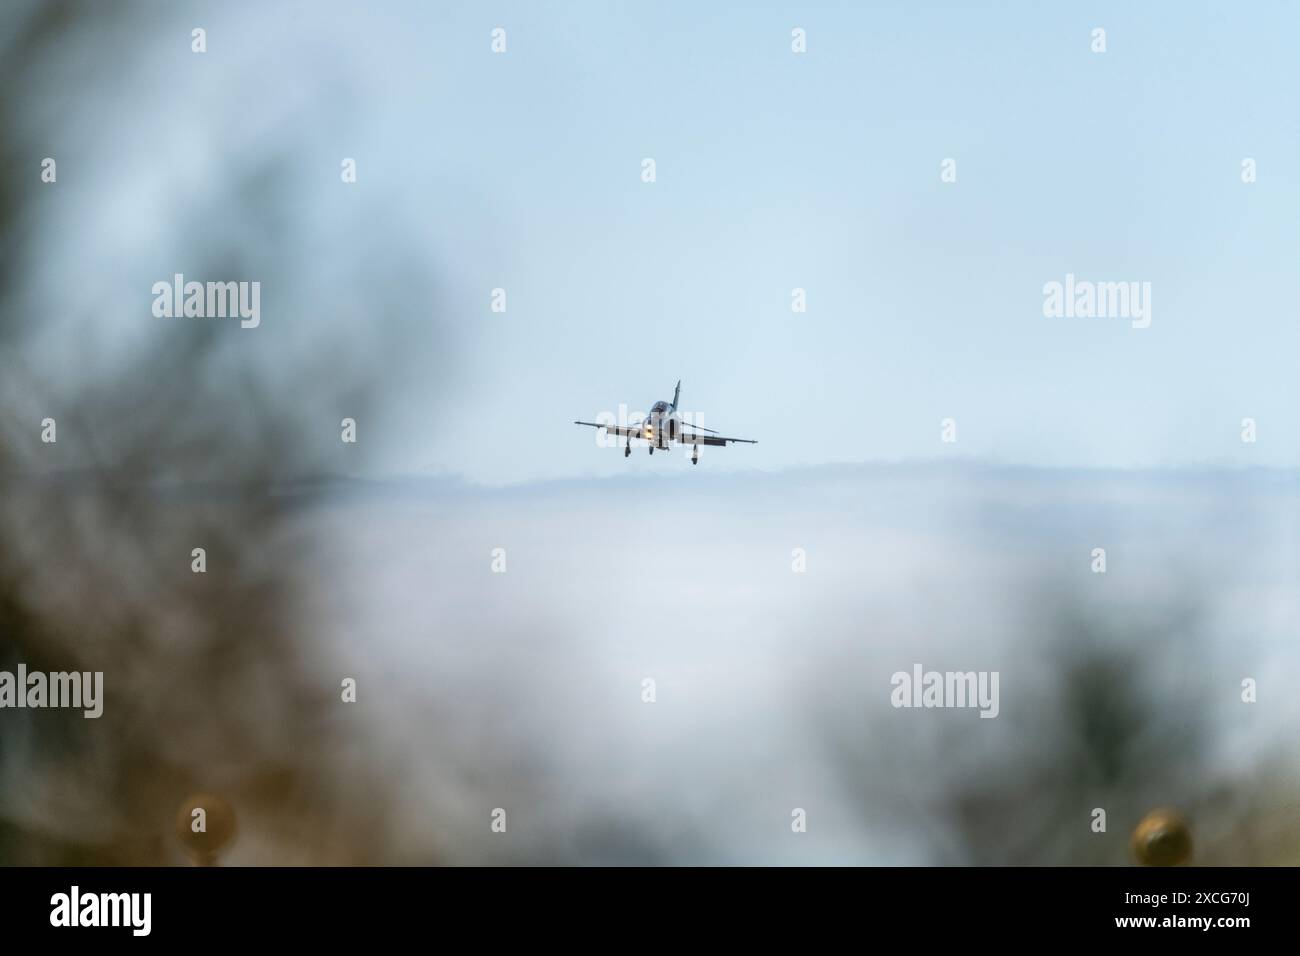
[574,380,757,465]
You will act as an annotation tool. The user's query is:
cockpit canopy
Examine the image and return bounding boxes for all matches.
[650,400,670,414]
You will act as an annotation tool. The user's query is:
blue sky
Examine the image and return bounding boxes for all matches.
[384,0,1300,484]
[15,0,1300,485]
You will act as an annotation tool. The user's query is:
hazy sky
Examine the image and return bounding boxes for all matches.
[395,0,1300,484]
[318,464,1300,863]
[13,1,1300,485]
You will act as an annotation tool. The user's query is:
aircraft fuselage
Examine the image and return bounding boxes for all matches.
[641,400,680,449]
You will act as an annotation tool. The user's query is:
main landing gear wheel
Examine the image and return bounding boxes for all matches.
[691,446,699,465]
[649,445,654,455]
[624,443,630,458]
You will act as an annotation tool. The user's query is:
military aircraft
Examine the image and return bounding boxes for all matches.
[574,380,757,465]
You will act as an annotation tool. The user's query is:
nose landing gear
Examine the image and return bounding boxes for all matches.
[624,440,631,458]
[691,445,699,465]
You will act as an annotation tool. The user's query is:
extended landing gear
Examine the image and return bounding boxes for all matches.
[649,445,654,455]
[691,445,699,465]
[624,440,631,458]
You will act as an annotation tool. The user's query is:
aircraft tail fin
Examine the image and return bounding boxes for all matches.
[672,380,681,409]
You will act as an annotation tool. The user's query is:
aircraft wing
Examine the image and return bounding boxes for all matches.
[574,421,756,446]
[680,430,756,447]
[574,420,645,439]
